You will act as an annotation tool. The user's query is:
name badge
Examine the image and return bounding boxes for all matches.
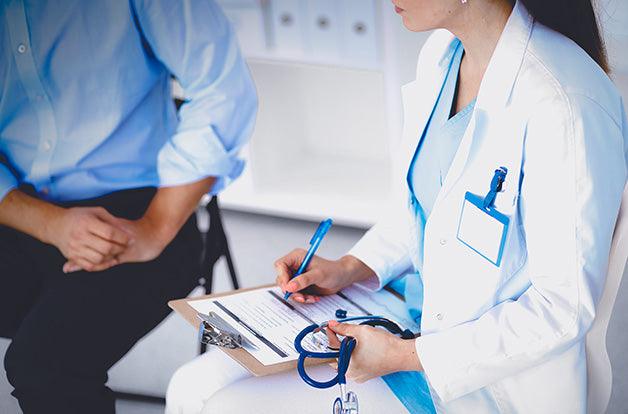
[457,192,509,267]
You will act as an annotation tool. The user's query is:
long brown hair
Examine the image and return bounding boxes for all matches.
[518,0,609,72]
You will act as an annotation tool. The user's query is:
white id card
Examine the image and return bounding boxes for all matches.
[456,192,509,266]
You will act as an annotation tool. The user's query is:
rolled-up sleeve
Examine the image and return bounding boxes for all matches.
[132,0,257,193]
[0,162,18,203]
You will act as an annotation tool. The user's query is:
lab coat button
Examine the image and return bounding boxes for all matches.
[439,238,447,246]
[43,141,52,151]
[17,44,26,54]
[436,313,443,321]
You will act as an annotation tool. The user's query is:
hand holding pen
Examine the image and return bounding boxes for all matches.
[275,218,377,303]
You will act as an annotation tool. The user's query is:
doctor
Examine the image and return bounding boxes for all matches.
[167,0,627,412]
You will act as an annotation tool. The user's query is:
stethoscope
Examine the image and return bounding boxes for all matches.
[294,309,416,414]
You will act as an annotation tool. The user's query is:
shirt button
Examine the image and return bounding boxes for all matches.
[439,238,447,246]
[43,140,52,151]
[436,313,443,321]
[17,43,27,54]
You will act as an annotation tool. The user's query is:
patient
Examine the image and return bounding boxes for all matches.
[0,1,255,413]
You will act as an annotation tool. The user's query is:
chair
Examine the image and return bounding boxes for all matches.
[197,195,240,294]
[586,183,628,414]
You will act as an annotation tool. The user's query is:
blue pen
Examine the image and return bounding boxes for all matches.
[283,218,333,300]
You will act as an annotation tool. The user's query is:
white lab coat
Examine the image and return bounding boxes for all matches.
[349,2,628,413]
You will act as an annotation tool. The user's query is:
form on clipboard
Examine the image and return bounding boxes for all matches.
[169,284,417,376]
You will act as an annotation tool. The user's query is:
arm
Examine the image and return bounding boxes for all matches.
[64,0,256,271]
[111,177,215,266]
[1,189,131,272]
[132,0,257,193]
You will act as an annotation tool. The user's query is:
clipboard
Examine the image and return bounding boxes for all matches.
[168,284,330,377]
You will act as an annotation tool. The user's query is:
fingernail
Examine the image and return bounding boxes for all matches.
[328,320,339,327]
[287,282,297,291]
[306,298,315,303]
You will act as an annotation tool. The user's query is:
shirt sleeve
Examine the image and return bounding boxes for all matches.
[0,162,18,203]
[131,0,257,193]
[415,94,627,402]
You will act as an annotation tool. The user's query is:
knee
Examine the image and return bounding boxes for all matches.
[166,351,250,414]
[4,337,36,390]
[166,362,208,414]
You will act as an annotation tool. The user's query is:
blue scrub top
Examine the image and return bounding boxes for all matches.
[383,42,475,414]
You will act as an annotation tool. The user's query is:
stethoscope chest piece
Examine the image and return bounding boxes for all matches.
[333,390,359,414]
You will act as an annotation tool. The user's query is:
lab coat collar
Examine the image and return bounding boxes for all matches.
[474,0,534,111]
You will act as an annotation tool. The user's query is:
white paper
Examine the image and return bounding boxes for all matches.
[188,285,418,366]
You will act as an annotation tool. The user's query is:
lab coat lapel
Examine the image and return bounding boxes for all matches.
[435,1,534,202]
[399,37,458,178]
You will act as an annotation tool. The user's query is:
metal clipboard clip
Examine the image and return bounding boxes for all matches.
[197,312,258,351]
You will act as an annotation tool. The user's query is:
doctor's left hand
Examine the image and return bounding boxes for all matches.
[327,320,423,383]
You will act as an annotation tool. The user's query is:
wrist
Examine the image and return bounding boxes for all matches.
[393,338,423,372]
[339,255,376,285]
[40,205,67,245]
[139,212,180,247]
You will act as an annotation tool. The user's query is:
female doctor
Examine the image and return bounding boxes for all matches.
[166,0,628,412]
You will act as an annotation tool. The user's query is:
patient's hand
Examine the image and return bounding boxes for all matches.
[274,252,375,303]
[49,207,131,272]
[63,214,173,273]
[326,320,422,382]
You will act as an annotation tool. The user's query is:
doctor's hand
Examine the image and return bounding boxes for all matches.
[275,252,375,303]
[326,320,422,383]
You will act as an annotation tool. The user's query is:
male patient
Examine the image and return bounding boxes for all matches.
[0,1,256,412]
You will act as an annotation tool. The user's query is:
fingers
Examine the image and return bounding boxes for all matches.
[86,233,126,258]
[327,321,360,338]
[63,256,118,273]
[90,208,131,245]
[285,272,314,293]
[274,261,293,290]
[274,249,307,286]
[325,327,342,349]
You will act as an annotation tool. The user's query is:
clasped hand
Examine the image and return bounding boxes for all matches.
[47,207,170,273]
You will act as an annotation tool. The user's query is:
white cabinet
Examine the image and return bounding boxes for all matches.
[201,1,424,227]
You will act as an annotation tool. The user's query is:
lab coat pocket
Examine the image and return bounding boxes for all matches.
[457,192,510,267]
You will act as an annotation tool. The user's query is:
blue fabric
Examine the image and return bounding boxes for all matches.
[382,372,435,414]
[384,42,475,413]
[0,0,257,203]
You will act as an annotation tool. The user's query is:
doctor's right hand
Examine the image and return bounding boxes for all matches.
[274,250,376,303]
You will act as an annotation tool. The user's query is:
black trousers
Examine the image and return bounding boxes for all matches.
[0,187,202,413]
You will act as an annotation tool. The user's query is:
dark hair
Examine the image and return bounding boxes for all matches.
[518,0,609,73]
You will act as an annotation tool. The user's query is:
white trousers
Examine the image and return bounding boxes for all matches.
[166,349,409,414]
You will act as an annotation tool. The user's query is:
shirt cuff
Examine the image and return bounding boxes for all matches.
[0,165,18,203]
[157,129,246,195]
[415,327,478,403]
[347,239,412,291]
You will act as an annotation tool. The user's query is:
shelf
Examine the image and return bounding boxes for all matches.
[220,155,391,228]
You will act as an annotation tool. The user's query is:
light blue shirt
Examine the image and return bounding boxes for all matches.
[383,42,474,414]
[0,0,257,203]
